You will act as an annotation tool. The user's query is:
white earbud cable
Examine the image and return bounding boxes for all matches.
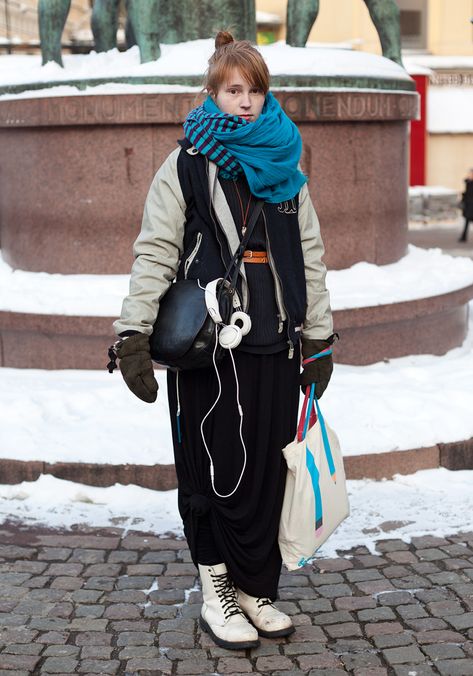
[198,302,247,499]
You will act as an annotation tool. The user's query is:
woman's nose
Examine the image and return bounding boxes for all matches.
[240,93,251,108]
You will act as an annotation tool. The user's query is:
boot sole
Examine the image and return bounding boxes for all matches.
[257,624,295,638]
[199,615,260,650]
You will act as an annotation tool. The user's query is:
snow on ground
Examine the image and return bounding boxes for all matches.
[2,245,473,316]
[1,301,473,463]
[0,366,173,465]
[1,469,472,558]
[0,41,411,92]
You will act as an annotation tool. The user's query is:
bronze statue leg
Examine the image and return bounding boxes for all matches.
[91,0,121,52]
[364,0,403,65]
[242,0,257,43]
[286,0,319,48]
[126,0,161,63]
[176,0,256,42]
[38,0,71,67]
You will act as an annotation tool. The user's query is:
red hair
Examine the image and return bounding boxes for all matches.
[204,31,270,94]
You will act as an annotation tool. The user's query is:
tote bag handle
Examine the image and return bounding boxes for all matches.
[297,346,333,442]
[297,383,337,481]
[297,385,317,442]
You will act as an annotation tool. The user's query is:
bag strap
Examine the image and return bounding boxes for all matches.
[298,383,337,482]
[313,390,336,480]
[222,199,265,292]
[297,383,317,442]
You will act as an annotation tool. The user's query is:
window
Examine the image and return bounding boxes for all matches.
[396,0,428,50]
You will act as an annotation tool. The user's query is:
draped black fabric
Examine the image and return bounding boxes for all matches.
[166,346,300,600]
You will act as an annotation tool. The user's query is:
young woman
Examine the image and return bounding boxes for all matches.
[113,31,335,650]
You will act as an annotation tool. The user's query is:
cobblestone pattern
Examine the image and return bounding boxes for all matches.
[1,524,473,674]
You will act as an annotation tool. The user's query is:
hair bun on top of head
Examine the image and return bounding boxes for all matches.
[215,31,234,49]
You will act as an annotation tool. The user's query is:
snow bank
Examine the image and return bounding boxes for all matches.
[326,245,473,309]
[0,253,129,316]
[1,245,472,316]
[1,469,472,557]
[0,40,411,92]
[1,301,473,462]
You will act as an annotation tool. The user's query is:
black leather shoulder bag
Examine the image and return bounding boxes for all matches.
[149,199,264,370]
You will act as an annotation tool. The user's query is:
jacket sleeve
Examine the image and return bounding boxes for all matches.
[113,148,186,336]
[298,183,334,340]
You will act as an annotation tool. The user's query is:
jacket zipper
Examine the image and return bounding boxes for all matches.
[184,232,203,279]
[263,211,294,359]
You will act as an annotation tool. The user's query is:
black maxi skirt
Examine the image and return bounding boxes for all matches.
[167,345,300,600]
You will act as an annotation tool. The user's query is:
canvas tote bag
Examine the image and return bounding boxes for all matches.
[279,383,350,570]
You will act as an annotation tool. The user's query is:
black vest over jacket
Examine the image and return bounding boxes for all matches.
[175,139,307,350]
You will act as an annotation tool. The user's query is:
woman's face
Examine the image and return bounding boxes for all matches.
[212,67,265,122]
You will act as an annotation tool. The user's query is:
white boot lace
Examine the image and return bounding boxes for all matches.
[211,570,245,620]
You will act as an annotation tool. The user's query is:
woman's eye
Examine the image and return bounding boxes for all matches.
[229,89,238,95]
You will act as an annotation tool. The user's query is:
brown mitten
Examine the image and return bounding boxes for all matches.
[300,336,337,399]
[115,333,158,403]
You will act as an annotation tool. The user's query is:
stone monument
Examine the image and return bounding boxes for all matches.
[1,0,472,483]
[0,1,469,372]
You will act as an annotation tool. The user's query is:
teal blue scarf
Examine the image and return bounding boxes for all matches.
[184,92,307,203]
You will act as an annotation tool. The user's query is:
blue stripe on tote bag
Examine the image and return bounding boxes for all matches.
[278,382,350,570]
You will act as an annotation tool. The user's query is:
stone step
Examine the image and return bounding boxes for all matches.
[1,437,472,487]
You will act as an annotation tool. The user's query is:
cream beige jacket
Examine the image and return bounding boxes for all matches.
[114,148,333,341]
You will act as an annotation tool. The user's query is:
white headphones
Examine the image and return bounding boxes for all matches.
[205,278,252,349]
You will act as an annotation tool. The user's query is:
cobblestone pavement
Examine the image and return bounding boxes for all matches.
[1,523,473,675]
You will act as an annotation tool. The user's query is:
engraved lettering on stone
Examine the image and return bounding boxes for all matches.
[398,96,410,117]
[337,96,350,119]
[122,97,139,118]
[102,97,117,121]
[320,95,336,117]
[143,97,160,121]
[282,95,302,117]
[366,96,379,117]
[351,96,366,118]
[65,99,83,123]
[1,91,418,128]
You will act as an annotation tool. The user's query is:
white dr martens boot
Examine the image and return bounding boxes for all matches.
[237,589,295,638]
[198,563,260,650]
